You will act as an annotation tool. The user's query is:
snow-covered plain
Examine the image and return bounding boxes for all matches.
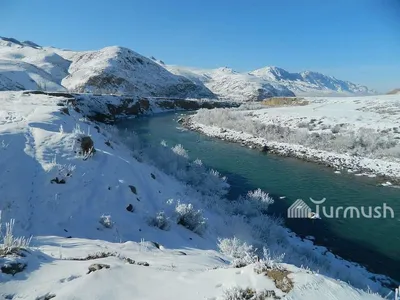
[0,91,398,299]
[189,95,400,183]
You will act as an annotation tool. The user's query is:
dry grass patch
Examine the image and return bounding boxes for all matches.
[261,97,309,107]
[264,268,294,293]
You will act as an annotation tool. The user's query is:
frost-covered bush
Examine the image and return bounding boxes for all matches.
[0,213,31,255]
[237,102,265,111]
[254,247,286,273]
[175,202,207,235]
[147,211,170,231]
[246,189,274,214]
[230,189,274,218]
[99,215,113,229]
[1,140,9,149]
[171,144,189,158]
[223,286,276,300]
[133,140,229,198]
[218,237,257,267]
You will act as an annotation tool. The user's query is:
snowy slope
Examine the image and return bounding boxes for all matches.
[250,66,375,96]
[0,237,389,300]
[0,37,68,91]
[0,91,396,299]
[166,65,296,101]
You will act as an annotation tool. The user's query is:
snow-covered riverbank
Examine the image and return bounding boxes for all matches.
[186,95,400,184]
[0,91,398,299]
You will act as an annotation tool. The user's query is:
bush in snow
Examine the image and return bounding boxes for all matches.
[175,202,207,235]
[99,215,113,229]
[223,286,278,300]
[230,189,274,218]
[147,211,170,231]
[1,140,9,149]
[130,140,229,198]
[171,144,189,158]
[218,237,258,268]
[0,213,31,255]
[254,247,286,273]
[246,189,274,214]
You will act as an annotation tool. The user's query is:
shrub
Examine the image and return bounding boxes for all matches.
[147,211,170,231]
[171,144,189,158]
[0,213,31,255]
[223,286,278,300]
[99,215,113,229]
[230,189,274,218]
[254,247,286,273]
[246,189,274,214]
[175,202,207,235]
[218,237,257,267]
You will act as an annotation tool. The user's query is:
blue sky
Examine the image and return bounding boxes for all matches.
[2,0,399,92]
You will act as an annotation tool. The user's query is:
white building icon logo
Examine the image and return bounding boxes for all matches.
[287,199,312,218]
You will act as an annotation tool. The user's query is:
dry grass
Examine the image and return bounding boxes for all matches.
[265,268,294,293]
[261,97,309,107]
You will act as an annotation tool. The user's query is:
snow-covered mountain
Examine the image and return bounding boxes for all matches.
[166,65,375,100]
[0,37,68,91]
[0,36,376,100]
[165,65,295,101]
[62,46,215,98]
[387,88,400,95]
[250,66,375,96]
[0,37,214,98]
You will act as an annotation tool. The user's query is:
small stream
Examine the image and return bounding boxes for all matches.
[117,112,400,281]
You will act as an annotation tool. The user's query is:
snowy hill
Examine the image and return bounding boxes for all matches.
[62,46,215,98]
[0,37,68,91]
[250,66,375,96]
[388,88,400,95]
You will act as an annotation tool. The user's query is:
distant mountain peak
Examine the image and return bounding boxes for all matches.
[0,36,41,49]
[387,88,400,95]
[249,66,375,96]
[215,66,237,74]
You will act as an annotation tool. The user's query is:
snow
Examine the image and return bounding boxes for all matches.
[189,94,400,181]
[0,91,397,299]
[0,237,388,300]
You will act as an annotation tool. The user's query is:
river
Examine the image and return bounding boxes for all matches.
[117,111,400,281]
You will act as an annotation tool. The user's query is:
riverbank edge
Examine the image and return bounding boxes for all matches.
[182,116,400,185]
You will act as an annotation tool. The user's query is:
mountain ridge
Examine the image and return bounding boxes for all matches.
[0,36,376,100]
